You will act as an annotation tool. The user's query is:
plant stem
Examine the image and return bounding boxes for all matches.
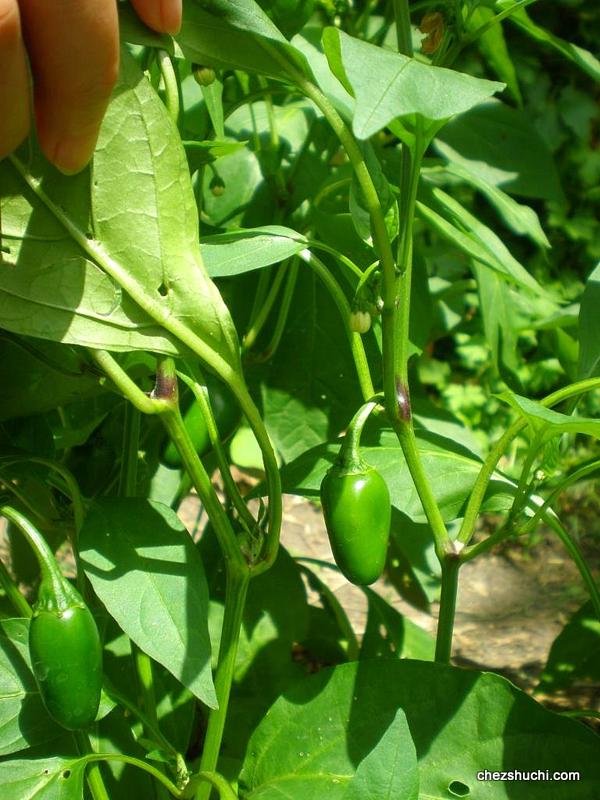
[178,367,255,532]
[160,408,246,575]
[82,752,182,797]
[255,259,299,362]
[395,134,425,385]
[74,731,110,800]
[0,505,67,602]
[435,554,460,663]
[458,376,600,546]
[298,250,375,400]
[196,572,250,800]
[119,404,141,497]
[392,0,414,56]
[339,398,382,466]
[158,50,180,125]
[0,558,32,617]
[393,423,452,559]
[243,262,288,352]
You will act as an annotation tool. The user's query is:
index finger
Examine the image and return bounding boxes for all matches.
[19,0,119,174]
[0,0,30,160]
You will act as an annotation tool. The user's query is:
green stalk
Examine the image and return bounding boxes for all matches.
[160,408,246,575]
[458,376,600,546]
[0,558,32,617]
[395,133,425,385]
[0,506,72,607]
[158,50,180,126]
[393,423,452,559]
[119,404,141,498]
[338,398,382,468]
[74,732,110,800]
[81,753,182,797]
[255,259,299,362]
[298,250,375,400]
[178,367,256,532]
[392,0,414,56]
[434,554,460,663]
[243,263,288,352]
[196,572,250,800]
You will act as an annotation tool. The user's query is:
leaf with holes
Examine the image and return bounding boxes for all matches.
[0,749,86,800]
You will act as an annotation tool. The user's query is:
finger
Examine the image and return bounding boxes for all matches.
[0,0,30,160]
[130,0,182,35]
[18,0,119,174]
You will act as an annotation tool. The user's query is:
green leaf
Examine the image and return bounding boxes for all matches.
[0,337,103,421]
[505,4,600,83]
[440,157,550,248]
[240,660,600,799]
[537,601,600,693]
[174,0,312,81]
[279,428,482,523]
[578,261,600,378]
[345,709,419,800]
[475,263,522,388]
[0,619,63,756]
[0,750,85,800]
[471,6,522,104]
[239,663,418,799]
[419,186,546,294]
[498,392,600,440]
[79,498,216,708]
[1,48,240,375]
[183,140,247,171]
[322,28,503,140]
[201,227,308,277]
[434,100,563,202]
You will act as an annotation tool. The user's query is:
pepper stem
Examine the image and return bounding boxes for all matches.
[337,397,383,470]
[0,505,80,612]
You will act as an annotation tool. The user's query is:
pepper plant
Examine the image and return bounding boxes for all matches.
[1,1,600,798]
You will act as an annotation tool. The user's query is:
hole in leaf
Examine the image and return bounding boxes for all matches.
[448,780,470,797]
[158,283,168,297]
[61,770,71,780]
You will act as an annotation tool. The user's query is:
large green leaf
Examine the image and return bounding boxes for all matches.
[239,663,418,799]
[322,28,503,140]
[0,48,240,374]
[239,660,600,799]
[279,428,482,523]
[0,619,63,756]
[174,0,312,80]
[434,101,563,201]
[79,498,216,708]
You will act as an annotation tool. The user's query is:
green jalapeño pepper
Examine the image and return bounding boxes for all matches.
[1,506,102,731]
[163,375,241,468]
[320,400,391,585]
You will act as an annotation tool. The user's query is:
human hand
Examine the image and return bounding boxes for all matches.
[0,0,181,174]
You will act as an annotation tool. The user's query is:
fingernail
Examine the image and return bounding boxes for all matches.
[161,0,182,34]
[51,132,97,175]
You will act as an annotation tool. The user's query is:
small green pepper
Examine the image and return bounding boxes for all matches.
[29,602,103,731]
[321,462,390,585]
[1,506,102,731]
[320,400,391,585]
